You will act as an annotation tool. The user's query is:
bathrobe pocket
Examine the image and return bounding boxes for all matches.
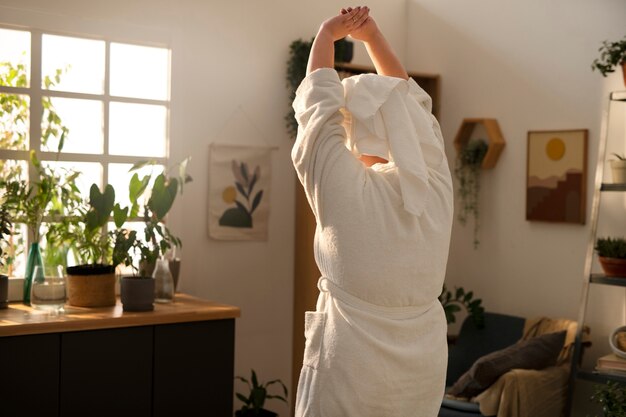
[303,311,326,369]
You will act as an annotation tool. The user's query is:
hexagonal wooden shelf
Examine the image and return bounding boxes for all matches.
[453,118,505,169]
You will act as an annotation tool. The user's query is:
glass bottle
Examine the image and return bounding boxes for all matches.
[24,242,43,305]
[153,258,174,303]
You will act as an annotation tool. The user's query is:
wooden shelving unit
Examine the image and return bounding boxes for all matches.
[566,91,626,415]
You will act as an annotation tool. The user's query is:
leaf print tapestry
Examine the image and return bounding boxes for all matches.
[208,144,272,240]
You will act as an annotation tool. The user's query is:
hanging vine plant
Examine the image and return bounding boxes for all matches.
[455,139,488,248]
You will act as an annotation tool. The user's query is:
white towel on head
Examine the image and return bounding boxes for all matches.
[342,74,445,216]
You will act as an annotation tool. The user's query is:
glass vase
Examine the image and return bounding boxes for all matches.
[153,258,174,303]
[24,242,43,305]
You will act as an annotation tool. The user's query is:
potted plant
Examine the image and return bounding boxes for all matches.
[596,237,626,277]
[118,160,190,311]
[592,36,626,87]
[590,381,626,417]
[235,369,288,417]
[439,284,485,344]
[2,152,81,304]
[610,153,626,184]
[455,139,488,248]
[64,183,120,307]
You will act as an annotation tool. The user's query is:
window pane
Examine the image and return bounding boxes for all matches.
[0,28,30,87]
[109,102,167,157]
[42,161,102,198]
[0,159,28,182]
[110,43,169,100]
[108,163,162,212]
[42,97,103,154]
[42,34,105,94]
[0,93,29,150]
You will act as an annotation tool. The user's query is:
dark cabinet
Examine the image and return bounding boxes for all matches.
[0,333,60,416]
[0,319,235,417]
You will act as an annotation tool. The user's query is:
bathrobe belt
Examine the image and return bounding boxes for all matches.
[317,277,438,319]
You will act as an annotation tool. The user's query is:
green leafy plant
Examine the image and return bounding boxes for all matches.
[455,139,488,248]
[590,381,626,417]
[0,194,13,270]
[612,153,626,161]
[3,151,81,245]
[1,59,69,178]
[285,38,313,138]
[592,37,626,77]
[439,285,485,328]
[66,183,125,266]
[235,369,288,417]
[1,58,77,271]
[596,237,626,259]
[119,159,191,276]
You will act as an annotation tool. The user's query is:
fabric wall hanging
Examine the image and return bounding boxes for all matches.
[208,144,272,240]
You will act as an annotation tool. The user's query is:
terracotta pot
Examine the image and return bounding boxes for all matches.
[120,276,155,312]
[66,264,116,307]
[599,257,626,277]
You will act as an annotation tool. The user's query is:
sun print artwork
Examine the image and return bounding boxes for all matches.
[526,130,588,224]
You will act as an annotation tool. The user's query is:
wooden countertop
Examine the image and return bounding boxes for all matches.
[0,293,241,337]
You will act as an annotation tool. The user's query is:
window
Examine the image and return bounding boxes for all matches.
[0,26,171,277]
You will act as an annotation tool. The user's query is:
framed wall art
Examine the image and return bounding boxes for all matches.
[526,129,588,224]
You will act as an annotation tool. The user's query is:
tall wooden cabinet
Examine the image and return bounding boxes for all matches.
[291,64,441,399]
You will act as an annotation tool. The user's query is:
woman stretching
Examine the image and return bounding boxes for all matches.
[292,6,454,417]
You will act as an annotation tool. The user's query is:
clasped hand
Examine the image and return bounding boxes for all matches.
[319,6,379,43]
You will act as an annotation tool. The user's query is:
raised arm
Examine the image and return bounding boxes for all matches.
[307,7,370,74]
[343,7,409,80]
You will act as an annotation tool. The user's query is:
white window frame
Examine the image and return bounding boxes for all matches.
[0,7,173,298]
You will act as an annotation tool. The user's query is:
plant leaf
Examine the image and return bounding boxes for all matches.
[250,190,263,214]
[235,182,248,199]
[251,370,259,388]
[129,160,156,172]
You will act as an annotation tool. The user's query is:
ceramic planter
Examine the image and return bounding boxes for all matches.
[610,160,626,183]
[120,276,155,312]
[0,274,8,309]
[599,256,626,277]
[66,264,116,307]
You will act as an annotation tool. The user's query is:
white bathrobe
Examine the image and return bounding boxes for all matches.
[292,68,453,417]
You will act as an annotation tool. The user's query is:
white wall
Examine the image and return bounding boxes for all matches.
[0,1,406,415]
[405,0,626,413]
